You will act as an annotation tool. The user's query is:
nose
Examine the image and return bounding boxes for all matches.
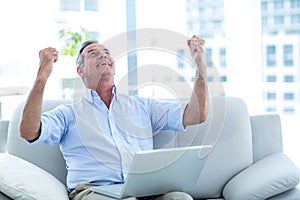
[99,51,107,59]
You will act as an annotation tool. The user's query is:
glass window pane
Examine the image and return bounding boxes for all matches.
[284,75,294,82]
[177,49,185,69]
[85,0,98,11]
[267,92,277,100]
[290,0,300,8]
[262,2,268,10]
[291,14,300,23]
[284,44,294,66]
[274,16,284,24]
[267,75,277,82]
[219,47,226,67]
[60,0,80,11]
[266,45,276,66]
[274,0,284,9]
[284,92,294,100]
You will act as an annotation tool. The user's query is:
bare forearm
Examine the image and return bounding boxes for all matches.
[183,35,208,126]
[183,69,208,126]
[20,47,58,141]
[20,76,47,140]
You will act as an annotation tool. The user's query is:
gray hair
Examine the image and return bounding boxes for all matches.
[76,39,99,67]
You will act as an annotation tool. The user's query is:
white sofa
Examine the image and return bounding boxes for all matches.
[0,96,300,200]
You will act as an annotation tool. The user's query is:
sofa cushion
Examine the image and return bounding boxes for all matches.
[223,153,300,200]
[250,114,283,162]
[0,153,68,200]
[175,97,254,198]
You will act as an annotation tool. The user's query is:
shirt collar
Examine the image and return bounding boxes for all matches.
[83,86,118,103]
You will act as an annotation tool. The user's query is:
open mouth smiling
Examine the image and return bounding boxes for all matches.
[96,61,111,68]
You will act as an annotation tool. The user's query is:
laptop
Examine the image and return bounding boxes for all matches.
[89,145,212,199]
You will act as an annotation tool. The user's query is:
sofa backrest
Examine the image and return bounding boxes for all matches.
[6,96,254,199]
[154,96,254,198]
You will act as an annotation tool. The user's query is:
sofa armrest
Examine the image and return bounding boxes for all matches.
[223,153,300,200]
[0,119,9,153]
[267,187,300,200]
[0,153,68,200]
[250,114,283,162]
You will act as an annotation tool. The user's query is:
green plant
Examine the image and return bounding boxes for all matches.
[58,27,92,57]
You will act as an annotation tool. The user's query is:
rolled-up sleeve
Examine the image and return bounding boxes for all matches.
[150,98,187,132]
[29,105,70,145]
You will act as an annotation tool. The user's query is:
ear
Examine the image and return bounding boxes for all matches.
[77,66,84,78]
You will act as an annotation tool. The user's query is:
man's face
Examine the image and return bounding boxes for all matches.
[77,43,115,89]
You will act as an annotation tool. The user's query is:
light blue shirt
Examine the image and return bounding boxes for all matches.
[31,88,186,190]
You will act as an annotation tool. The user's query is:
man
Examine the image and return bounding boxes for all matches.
[20,35,208,200]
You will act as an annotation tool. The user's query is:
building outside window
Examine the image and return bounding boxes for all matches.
[284,92,295,100]
[267,75,277,82]
[84,0,98,11]
[177,49,185,69]
[274,0,284,9]
[262,1,268,10]
[284,75,294,82]
[267,92,277,100]
[206,48,213,68]
[291,14,300,23]
[290,0,300,8]
[283,44,294,66]
[60,0,98,11]
[274,15,284,24]
[266,45,276,66]
[60,0,80,11]
[219,47,226,67]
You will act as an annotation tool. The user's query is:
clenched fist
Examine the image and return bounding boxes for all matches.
[37,47,59,79]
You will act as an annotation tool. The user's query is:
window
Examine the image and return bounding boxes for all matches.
[60,0,80,11]
[187,22,193,30]
[274,15,284,24]
[284,92,295,100]
[206,48,213,67]
[262,2,268,10]
[219,47,226,67]
[88,31,99,40]
[212,6,222,14]
[266,45,276,66]
[291,14,300,24]
[274,0,284,9]
[267,75,277,82]
[200,21,207,29]
[283,45,294,66]
[267,92,277,100]
[262,17,268,27]
[284,75,294,82]
[290,0,300,8]
[283,107,295,113]
[198,7,206,13]
[213,20,222,28]
[267,107,277,112]
[177,49,185,69]
[60,0,98,11]
[207,76,213,82]
[178,76,185,82]
[220,76,227,82]
[84,0,98,11]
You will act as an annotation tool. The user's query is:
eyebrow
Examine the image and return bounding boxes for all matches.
[86,48,110,54]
